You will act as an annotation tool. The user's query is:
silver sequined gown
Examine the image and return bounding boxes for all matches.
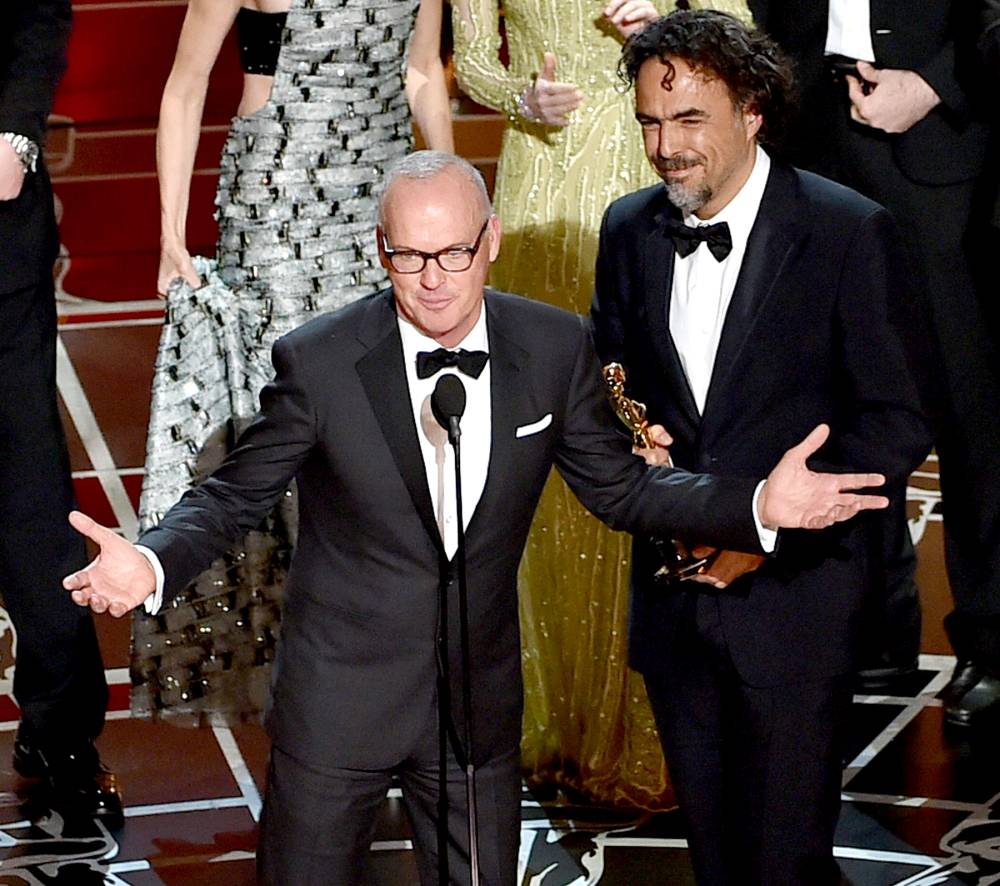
[133,0,419,720]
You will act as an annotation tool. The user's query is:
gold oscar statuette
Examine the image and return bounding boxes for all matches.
[602,362,765,586]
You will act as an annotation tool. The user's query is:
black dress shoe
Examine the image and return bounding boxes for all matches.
[13,731,124,829]
[855,657,919,691]
[943,669,1000,728]
[940,660,983,708]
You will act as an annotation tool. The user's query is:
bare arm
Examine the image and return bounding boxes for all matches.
[156,0,242,294]
[406,0,454,152]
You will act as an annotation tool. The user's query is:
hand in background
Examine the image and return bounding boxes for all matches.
[848,62,941,134]
[63,511,156,617]
[633,423,673,466]
[604,0,660,38]
[0,140,26,201]
[758,424,888,530]
[522,53,583,127]
[157,243,201,296]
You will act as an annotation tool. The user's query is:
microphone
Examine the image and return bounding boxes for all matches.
[431,374,467,446]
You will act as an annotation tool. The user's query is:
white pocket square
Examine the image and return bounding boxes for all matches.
[515,414,552,438]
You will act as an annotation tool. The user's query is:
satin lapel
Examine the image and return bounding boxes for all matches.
[464,291,529,541]
[355,291,445,557]
[646,208,700,431]
[701,165,798,422]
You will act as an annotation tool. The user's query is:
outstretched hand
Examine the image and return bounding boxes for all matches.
[63,511,155,617]
[757,424,888,530]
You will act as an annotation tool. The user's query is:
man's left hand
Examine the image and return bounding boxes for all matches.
[848,62,941,133]
[0,140,25,201]
[758,424,888,530]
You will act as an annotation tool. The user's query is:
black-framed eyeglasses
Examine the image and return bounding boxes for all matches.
[380,219,490,274]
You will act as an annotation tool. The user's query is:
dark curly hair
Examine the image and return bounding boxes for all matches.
[618,10,797,151]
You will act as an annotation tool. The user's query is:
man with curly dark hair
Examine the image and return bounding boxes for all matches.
[592,10,929,884]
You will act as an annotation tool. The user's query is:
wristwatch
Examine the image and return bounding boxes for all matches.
[0,132,40,173]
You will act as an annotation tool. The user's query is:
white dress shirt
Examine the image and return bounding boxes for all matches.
[668,145,776,552]
[398,307,491,559]
[825,0,876,62]
[670,145,770,414]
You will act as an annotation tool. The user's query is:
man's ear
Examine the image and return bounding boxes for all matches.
[375,224,390,269]
[486,214,502,262]
[743,103,763,141]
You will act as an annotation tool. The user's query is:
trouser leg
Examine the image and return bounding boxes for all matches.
[400,711,521,886]
[0,280,107,744]
[257,745,391,885]
[644,595,849,886]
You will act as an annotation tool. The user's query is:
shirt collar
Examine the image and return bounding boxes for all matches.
[397,299,489,365]
[684,144,770,250]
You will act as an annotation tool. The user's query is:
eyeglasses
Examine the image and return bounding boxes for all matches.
[380,220,490,274]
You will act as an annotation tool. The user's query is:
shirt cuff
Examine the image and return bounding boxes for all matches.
[134,545,165,614]
[752,479,778,553]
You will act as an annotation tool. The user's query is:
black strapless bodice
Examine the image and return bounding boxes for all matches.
[235,7,286,76]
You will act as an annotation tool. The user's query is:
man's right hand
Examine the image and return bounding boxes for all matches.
[758,424,888,530]
[157,244,201,296]
[63,511,155,617]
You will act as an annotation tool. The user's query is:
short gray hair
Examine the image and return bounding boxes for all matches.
[378,150,493,226]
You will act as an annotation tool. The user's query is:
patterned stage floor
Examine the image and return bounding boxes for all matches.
[0,654,997,883]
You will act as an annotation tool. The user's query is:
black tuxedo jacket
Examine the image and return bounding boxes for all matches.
[751,0,989,186]
[591,163,929,687]
[0,0,70,293]
[139,289,764,770]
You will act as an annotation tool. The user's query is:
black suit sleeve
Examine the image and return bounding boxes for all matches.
[554,316,763,554]
[139,336,318,602]
[590,205,628,367]
[0,0,72,142]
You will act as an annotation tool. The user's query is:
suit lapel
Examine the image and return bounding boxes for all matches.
[355,291,445,557]
[646,207,701,432]
[701,164,798,421]
[464,291,529,541]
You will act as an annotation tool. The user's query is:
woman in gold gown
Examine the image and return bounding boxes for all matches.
[452,0,751,808]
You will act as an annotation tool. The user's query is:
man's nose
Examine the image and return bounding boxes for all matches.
[420,255,445,288]
[656,124,677,160]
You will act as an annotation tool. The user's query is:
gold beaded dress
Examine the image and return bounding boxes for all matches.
[452,0,752,808]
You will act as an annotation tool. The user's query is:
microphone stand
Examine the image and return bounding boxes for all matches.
[436,551,452,886]
[447,413,481,886]
[430,373,479,886]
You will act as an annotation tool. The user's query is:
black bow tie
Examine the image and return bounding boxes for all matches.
[662,218,733,261]
[416,348,490,379]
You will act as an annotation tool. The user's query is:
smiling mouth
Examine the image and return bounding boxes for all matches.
[419,295,454,311]
[660,162,700,176]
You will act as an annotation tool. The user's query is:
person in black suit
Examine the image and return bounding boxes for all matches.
[750,0,1000,725]
[0,0,121,826]
[591,12,929,884]
[63,151,891,885]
